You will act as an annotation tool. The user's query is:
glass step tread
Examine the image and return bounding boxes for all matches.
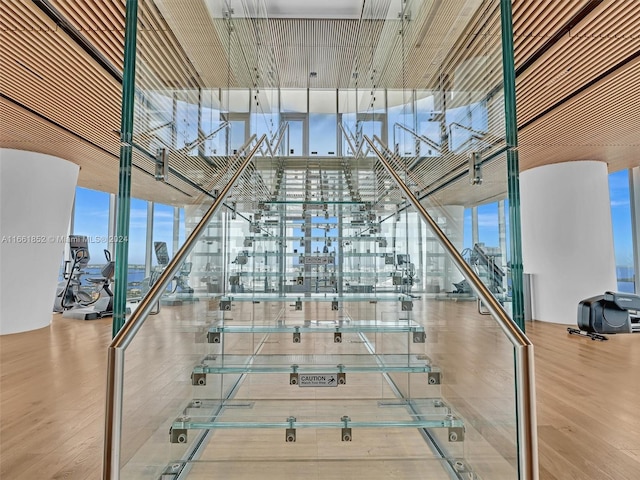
[193,353,437,374]
[248,236,387,241]
[228,272,395,278]
[208,320,425,334]
[229,252,393,257]
[171,398,462,431]
[220,293,416,302]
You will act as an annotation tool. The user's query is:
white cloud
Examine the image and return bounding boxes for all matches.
[477,213,498,228]
[610,200,629,207]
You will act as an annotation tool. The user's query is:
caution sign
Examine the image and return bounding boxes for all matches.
[302,255,332,265]
[298,374,338,387]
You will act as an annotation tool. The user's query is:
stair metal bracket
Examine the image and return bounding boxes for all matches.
[169,427,187,444]
[191,372,206,386]
[155,147,169,182]
[469,151,482,185]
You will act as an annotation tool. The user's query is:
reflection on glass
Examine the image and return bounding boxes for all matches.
[309,114,336,156]
[126,198,147,298]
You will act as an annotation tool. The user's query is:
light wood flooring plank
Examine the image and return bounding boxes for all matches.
[1,307,640,479]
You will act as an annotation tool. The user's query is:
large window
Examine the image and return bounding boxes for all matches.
[70,186,192,296]
[152,203,175,266]
[309,90,337,156]
[609,170,634,293]
[73,187,110,264]
[127,199,148,266]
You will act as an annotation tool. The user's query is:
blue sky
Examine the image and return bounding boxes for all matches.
[609,169,633,266]
[74,188,181,265]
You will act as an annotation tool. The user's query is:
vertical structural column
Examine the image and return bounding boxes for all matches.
[173,206,180,255]
[520,161,616,324]
[113,0,139,336]
[145,202,154,277]
[0,150,78,334]
[471,206,479,246]
[631,167,640,294]
[500,0,525,330]
[500,3,538,480]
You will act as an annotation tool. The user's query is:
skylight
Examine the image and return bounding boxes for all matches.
[263,0,363,19]
[205,0,365,19]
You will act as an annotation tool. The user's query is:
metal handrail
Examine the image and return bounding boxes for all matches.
[269,122,289,156]
[102,134,267,480]
[448,122,506,154]
[338,122,363,158]
[449,121,486,140]
[393,122,441,153]
[177,121,229,153]
[365,134,538,480]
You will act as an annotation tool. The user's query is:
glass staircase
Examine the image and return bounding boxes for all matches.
[103,132,536,480]
[103,1,537,479]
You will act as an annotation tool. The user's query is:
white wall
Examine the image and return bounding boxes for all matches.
[0,149,79,334]
[520,160,617,324]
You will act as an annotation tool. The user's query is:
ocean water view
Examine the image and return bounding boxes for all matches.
[617,265,636,293]
[58,265,147,292]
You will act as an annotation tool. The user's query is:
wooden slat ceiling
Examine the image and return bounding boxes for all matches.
[1,0,639,207]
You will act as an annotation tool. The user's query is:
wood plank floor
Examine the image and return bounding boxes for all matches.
[1,306,640,479]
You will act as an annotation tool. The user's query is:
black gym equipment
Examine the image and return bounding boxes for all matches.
[136,242,195,307]
[53,235,115,320]
[155,241,194,295]
[53,235,92,312]
[571,291,640,339]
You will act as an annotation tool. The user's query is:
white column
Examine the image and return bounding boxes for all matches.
[441,205,465,292]
[520,160,617,324]
[145,202,154,277]
[471,206,479,246]
[0,149,79,334]
[173,206,180,254]
[630,167,640,294]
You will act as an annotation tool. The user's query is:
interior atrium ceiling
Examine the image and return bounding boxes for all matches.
[1,0,639,206]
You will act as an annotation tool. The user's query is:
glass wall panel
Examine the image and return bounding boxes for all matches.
[175,92,200,156]
[201,89,224,156]
[178,207,186,246]
[280,88,307,113]
[222,89,250,113]
[63,187,111,307]
[415,90,441,157]
[73,187,110,263]
[141,91,173,153]
[388,89,415,156]
[309,112,337,156]
[280,115,306,156]
[251,88,279,146]
[309,89,337,156]
[477,202,500,247]
[609,169,635,293]
[127,198,147,298]
[152,203,175,266]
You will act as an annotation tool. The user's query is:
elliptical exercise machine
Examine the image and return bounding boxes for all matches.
[53,235,115,320]
[137,241,195,308]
